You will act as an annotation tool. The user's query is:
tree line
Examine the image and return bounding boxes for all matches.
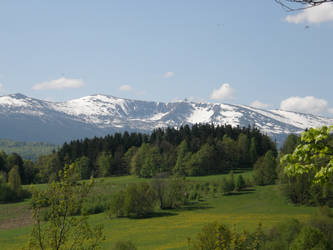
[0,124,276,186]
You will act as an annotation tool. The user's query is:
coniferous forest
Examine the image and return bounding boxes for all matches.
[0,124,275,185]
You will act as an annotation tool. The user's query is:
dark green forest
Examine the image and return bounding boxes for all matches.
[1,124,333,208]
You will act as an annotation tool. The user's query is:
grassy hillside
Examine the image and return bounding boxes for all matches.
[0,138,58,161]
[0,173,323,250]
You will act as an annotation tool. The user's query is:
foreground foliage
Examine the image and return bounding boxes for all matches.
[189,221,264,250]
[191,207,333,250]
[26,164,104,249]
[281,126,333,184]
[279,128,333,207]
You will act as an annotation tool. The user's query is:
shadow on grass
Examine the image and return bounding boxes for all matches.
[128,211,178,220]
[173,201,213,212]
[223,188,256,196]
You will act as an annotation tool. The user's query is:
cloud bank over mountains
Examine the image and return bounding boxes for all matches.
[280,96,331,115]
[32,77,84,90]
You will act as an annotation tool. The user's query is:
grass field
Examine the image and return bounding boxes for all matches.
[0,173,323,250]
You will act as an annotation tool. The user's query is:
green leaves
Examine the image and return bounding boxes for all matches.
[27,164,104,250]
[282,126,333,184]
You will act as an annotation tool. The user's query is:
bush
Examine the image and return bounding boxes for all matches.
[308,207,333,249]
[108,190,126,218]
[151,176,187,209]
[235,175,246,191]
[81,194,109,215]
[190,222,231,250]
[220,172,235,195]
[123,183,156,218]
[0,183,17,202]
[113,240,137,250]
[189,191,200,201]
[0,183,30,203]
[264,218,302,250]
[189,222,264,250]
[108,182,156,218]
[290,226,328,250]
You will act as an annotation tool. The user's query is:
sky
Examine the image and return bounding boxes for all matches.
[0,0,333,116]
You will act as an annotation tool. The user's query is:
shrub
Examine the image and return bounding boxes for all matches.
[108,190,126,218]
[264,218,302,249]
[290,226,328,250]
[113,240,137,250]
[220,172,235,195]
[108,182,156,218]
[235,174,246,191]
[151,176,187,209]
[81,194,109,215]
[0,183,17,202]
[189,222,264,250]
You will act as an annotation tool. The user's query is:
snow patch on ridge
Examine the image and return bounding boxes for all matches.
[1,93,332,144]
[0,96,30,107]
[150,112,169,121]
[187,105,214,123]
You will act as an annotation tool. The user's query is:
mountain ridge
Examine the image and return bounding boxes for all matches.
[0,93,332,145]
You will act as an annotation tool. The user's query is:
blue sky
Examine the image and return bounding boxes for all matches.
[0,1,332,116]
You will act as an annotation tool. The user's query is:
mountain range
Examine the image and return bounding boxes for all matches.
[0,93,332,146]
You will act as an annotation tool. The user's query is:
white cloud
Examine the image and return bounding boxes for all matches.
[328,108,333,114]
[0,83,4,94]
[280,96,328,114]
[119,84,133,91]
[164,72,174,78]
[250,100,270,109]
[210,83,234,101]
[286,3,333,24]
[32,77,84,90]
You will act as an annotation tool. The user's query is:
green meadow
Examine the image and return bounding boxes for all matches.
[0,173,321,250]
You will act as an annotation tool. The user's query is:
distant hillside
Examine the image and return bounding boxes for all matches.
[0,138,58,161]
[0,93,332,145]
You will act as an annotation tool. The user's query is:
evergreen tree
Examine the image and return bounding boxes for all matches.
[0,150,7,173]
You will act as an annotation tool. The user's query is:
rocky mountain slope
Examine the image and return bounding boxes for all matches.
[0,93,332,145]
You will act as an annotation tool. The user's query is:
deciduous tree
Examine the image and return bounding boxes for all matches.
[27,164,104,250]
[281,126,333,184]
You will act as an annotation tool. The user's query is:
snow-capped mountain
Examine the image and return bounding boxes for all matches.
[0,93,332,145]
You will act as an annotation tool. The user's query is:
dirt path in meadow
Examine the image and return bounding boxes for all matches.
[0,204,33,230]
